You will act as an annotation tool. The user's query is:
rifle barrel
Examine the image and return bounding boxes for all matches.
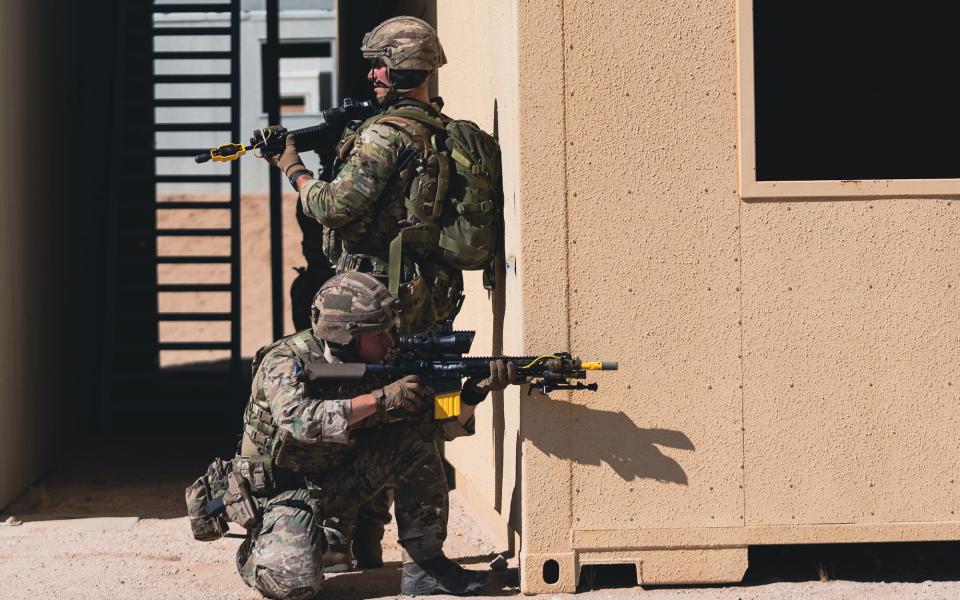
[369,356,616,380]
[581,361,618,370]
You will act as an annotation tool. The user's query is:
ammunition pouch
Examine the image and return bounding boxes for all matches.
[398,271,439,334]
[231,454,277,495]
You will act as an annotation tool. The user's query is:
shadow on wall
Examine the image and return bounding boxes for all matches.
[489,97,508,512]
[523,393,694,485]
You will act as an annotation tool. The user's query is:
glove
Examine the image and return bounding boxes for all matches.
[461,360,523,406]
[373,375,432,414]
[278,134,306,175]
[259,126,304,175]
[253,124,285,142]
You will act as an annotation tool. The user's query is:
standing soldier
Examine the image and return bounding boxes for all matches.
[260,15,503,571]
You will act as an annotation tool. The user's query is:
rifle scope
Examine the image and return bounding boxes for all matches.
[398,330,476,356]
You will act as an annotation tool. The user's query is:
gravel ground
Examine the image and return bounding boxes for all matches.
[2,436,960,600]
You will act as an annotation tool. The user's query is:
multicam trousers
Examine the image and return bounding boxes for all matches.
[236,423,448,600]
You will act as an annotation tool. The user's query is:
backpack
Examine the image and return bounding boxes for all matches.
[375,108,504,292]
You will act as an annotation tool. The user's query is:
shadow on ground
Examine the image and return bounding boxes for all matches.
[9,434,960,595]
[324,562,520,599]
[744,543,960,584]
[627,543,960,593]
[5,433,238,521]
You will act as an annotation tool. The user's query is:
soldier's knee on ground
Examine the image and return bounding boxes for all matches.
[256,569,321,600]
[238,490,325,600]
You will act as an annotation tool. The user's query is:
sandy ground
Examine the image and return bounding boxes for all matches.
[3,436,960,600]
[0,435,509,600]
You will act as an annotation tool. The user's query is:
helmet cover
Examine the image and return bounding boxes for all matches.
[311,272,396,344]
[361,16,447,71]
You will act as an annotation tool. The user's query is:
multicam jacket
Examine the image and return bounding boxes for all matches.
[297,98,464,332]
[298,98,435,257]
[240,330,363,474]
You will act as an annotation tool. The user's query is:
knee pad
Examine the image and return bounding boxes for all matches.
[242,489,326,598]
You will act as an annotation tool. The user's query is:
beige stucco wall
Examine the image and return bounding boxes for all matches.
[438,0,960,594]
[0,2,51,510]
[742,200,960,526]
[435,0,524,546]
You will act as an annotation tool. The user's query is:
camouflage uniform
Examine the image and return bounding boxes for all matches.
[294,18,464,560]
[296,15,449,295]
[299,98,471,561]
[235,275,473,599]
[256,15,474,586]
[298,97,464,334]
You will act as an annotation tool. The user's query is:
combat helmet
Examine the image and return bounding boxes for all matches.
[361,16,446,90]
[311,272,397,344]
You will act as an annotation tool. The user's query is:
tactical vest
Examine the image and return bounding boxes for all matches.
[325,104,418,261]
[241,330,380,475]
[330,99,465,333]
[241,330,324,458]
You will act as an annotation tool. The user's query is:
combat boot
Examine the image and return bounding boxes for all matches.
[400,556,489,596]
[322,539,355,573]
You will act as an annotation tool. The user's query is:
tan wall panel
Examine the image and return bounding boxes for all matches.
[560,0,741,533]
[512,0,578,574]
[435,0,524,536]
[742,199,960,526]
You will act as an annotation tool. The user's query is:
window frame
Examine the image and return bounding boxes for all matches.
[736,0,960,200]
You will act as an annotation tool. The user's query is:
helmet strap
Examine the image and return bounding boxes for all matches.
[326,339,357,362]
[388,68,430,91]
[372,74,400,105]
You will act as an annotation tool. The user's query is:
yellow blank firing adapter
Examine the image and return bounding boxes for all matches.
[194,142,248,164]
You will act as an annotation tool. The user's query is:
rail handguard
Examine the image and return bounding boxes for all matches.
[304,329,618,419]
[194,98,380,164]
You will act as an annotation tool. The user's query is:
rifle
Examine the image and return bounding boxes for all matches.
[193,98,380,164]
[304,329,618,419]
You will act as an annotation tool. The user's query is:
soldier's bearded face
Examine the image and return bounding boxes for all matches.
[355,329,395,363]
[367,65,391,102]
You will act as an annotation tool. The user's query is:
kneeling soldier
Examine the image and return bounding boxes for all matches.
[192,272,516,598]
